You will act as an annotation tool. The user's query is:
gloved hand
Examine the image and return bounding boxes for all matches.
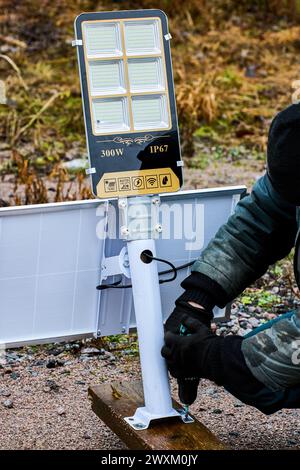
[162,314,269,411]
[162,315,224,382]
[164,300,213,334]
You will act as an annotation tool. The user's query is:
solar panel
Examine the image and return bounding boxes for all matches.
[0,186,246,347]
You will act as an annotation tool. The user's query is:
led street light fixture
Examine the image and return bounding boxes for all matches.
[74,9,183,198]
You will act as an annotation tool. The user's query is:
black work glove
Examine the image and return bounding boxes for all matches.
[164,300,213,334]
[162,315,224,384]
[162,315,266,404]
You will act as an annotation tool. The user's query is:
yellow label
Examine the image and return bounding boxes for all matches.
[96,168,180,198]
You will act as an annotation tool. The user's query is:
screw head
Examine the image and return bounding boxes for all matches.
[155,224,163,233]
[134,423,146,429]
[118,199,127,208]
[120,226,129,236]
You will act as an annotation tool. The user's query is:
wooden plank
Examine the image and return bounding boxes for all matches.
[89,380,227,450]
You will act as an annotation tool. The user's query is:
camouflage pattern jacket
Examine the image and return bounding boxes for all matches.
[192,173,300,391]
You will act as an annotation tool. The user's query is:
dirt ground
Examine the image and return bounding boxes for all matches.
[1,346,300,451]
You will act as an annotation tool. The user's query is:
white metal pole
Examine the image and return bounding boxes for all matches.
[127,238,174,417]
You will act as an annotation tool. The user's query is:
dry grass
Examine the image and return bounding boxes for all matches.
[1,0,300,201]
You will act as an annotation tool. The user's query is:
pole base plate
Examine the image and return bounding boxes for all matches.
[88,380,227,450]
[124,405,182,430]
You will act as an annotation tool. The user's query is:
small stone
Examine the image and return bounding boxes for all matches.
[0,390,11,397]
[81,347,104,356]
[82,431,91,439]
[46,359,56,369]
[212,408,222,414]
[45,379,59,392]
[242,328,253,336]
[3,399,13,409]
[46,359,64,369]
[65,343,80,351]
[47,348,63,356]
[79,355,92,362]
[75,380,86,385]
[248,317,260,328]
[33,360,46,367]
[230,325,240,334]
[207,387,218,396]
[234,400,244,408]
[237,328,246,336]
[10,372,20,380]
[229,431,239,437]
[238,312,250,319]
[263,313,277,320]
[57,407,65,416]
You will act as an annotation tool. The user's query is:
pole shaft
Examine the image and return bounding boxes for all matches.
[127,238,174,415]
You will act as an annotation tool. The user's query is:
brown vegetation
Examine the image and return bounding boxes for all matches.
[1,0,300,203]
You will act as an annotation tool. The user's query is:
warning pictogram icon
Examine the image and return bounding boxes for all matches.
[132,177,145,190]
[104,178,117,192]
[118,177,131,191]
[146,175,158,189]
[159,174,172,187]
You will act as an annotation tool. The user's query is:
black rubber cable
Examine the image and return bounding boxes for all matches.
[96,258,194,291]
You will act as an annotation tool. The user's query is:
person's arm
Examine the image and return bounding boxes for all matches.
[180,173,297,307]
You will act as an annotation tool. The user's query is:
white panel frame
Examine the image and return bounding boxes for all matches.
[0,186,246,347]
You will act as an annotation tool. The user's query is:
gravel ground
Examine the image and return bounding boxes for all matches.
[0,334,300,450]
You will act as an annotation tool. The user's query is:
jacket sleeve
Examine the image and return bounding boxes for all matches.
[242,309,300,391]
[191,173,297,306]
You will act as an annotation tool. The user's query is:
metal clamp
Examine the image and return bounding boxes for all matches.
[118,196,161,241]
[101,246,130,280]
[72,39,82,47]
[85,167,96,175]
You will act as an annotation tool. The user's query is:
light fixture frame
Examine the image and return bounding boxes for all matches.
[74,9,183,199]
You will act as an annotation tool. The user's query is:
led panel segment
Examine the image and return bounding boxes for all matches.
[89,60,126,96]
[124,19,161,55]
[92,97,130,133]
[84,22,122,57]
[128,58,165,92]
[132,95,169,130]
